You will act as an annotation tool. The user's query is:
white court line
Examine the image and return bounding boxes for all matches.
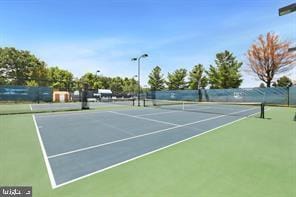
[35,106,135,118]
[48,125,179,159]
[48,107,256,159]
[108,111,179,126]
[53,107,267,189]
[31,102,80,106]
[29,104,32,111]
[137,110,181,117]
[32,115,57,188]
[35,109,110,118]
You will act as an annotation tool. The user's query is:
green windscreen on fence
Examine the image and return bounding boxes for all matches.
[147,90,198,101]
[0,85,52,102]
[289,87,296,106]
[147,87,293,106]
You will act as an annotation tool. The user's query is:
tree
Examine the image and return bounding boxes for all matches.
[129,78,138,94]
[188,64,208,89]
[93,77,103,90]
[148,66,165,91]
[122,77,130,93]
[110,77,123,94]
[0,76,5,85]
[247,32,296,87]
[277,76,292,87]
[73,77,83,90]
[80,72,97,89]
[206,65,220,89]
[166,68,187,90]
[47,67,74,91]
[98,76,112,89]
[26,80,38,87]
[0,47,48,86]
[80,72,104,90]
[122,77,137,94]
[207,50,243,89]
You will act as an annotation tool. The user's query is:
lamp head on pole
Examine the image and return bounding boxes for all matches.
[140,54,148,59]
[131,58,137,61]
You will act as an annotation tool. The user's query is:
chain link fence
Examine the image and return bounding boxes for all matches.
[146,87,296,106]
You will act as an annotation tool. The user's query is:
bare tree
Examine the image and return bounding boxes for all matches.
[246,32,296,87]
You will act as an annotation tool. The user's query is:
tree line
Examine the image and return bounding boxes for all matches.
[148,50,243,91]
[0,32,295,93]
[0,47,138,94]
[148,32,295,90]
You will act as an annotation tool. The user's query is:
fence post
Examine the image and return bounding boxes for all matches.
[287,86,290,107]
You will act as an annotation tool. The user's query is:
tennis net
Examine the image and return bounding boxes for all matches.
[0,99,136,116]
[98,98,135,106]
[143,99,265,118]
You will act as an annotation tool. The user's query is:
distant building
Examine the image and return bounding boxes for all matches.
[94,89,112,101]
[53,91,70,102]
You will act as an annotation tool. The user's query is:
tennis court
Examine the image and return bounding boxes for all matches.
[33,102,263,188]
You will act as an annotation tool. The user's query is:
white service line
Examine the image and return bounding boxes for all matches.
[53,107,266,189]
[48,125,178,159]
[36,107,135,118]
[136,110,181,117]
[32,115,57,188]
[29,104,33,111]
[108,111,179,126]
[47,107,257,159]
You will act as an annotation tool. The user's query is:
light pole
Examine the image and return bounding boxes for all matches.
[279,3,296,52]
[95,70,100,90]
[131,54,148,106]
[279,3,296,16]
[279,3,296,108]
[132,75,138,98]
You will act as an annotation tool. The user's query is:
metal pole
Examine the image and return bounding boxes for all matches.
[131,54,147,106]
[138,58,140,106]
[37,78,40,104]
[288,86,291,107]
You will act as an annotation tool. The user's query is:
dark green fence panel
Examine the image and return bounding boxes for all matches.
[148,87,290,105]
[289,86,296,106]
[147,90,198,101]
[201,87,288,104]
[0,85,52,102]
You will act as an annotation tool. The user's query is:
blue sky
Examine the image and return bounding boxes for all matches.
[0,0,295,87]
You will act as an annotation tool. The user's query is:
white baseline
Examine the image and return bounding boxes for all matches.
[33,115,57,188]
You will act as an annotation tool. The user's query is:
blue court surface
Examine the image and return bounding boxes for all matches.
[33,104,261,188]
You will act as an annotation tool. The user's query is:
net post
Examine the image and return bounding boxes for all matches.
[37,86,40,104]
[260,102,265,119]
[198,89,202,102]
[143,99,146,107]
[81,83,89,110]
[133,98,135,106]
